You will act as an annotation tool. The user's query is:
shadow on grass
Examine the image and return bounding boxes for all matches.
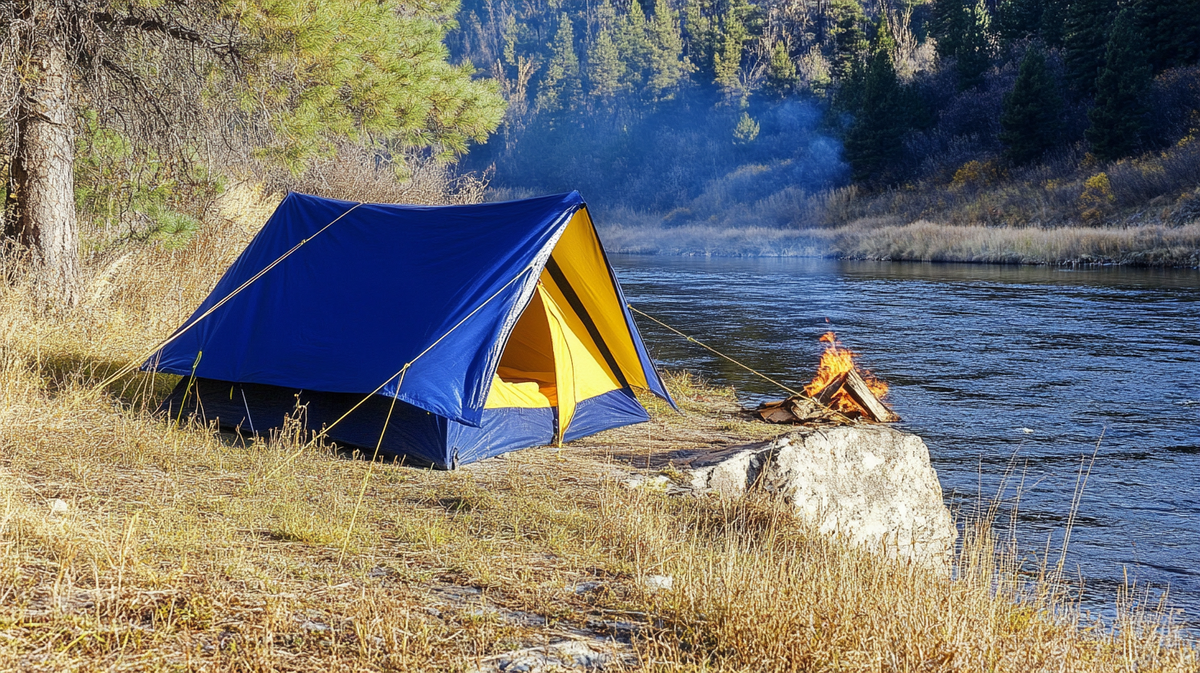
[22,347,181,410]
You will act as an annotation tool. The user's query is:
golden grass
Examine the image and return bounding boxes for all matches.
[829,220,1200,266]
[0,188,1196,670]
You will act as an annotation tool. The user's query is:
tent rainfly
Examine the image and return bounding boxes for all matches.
[147,191,675,468]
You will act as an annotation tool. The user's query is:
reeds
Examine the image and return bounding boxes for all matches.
[0,187,1196,670]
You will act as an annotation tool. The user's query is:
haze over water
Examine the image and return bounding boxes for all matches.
[612,255,1200,624]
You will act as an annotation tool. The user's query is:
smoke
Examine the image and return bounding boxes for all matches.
[467,90,850,252]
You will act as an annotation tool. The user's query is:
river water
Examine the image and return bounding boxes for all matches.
[611,255,1200,624]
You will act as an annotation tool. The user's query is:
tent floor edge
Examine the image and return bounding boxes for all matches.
[160,377,451,469]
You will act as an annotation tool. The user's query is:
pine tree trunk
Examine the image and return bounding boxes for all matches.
[13,33,80,306]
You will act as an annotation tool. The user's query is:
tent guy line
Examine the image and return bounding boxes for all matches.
[94,200,366,392]
[261,264,538,480]
[339,367,408,567]
[625,304,803,397]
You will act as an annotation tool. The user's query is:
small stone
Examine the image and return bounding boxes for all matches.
[620,475,672,491]
[642,574,673,591]
[48,499,69,516]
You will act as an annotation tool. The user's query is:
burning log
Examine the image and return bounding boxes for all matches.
[841,369,900,423]
[812,372,848,407]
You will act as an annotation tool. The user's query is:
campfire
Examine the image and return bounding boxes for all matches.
[755,332,899,425]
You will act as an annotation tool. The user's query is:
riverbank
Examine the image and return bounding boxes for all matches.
[2,191,1197,670]
[600,220,1200,266]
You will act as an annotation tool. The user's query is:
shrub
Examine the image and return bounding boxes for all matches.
[1078,172,1115,223]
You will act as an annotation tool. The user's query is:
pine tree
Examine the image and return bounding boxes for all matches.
[647,0,690,97]
[997,0,1042,44]
[713,0,751,96]
[616,0,653,86]
[845,23,906,184]
[767,40,799,96]
[1142,0,1200,74]
[538,13,582,112]
[1063,0,1117,96]
[1039,0,1069,47]
[931,0,969,60]
[1086,8,1152,161]
[955,0,993,90]
[2,0,506,304]
[999,49,1064,164]
[587,28,626,98]
[829,0,868,83]
[682,0,717,79]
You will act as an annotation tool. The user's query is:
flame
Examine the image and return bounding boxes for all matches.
[804,331,889,415]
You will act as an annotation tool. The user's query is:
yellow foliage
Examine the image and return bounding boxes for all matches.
[1079,172,1116,224]
[951,160,1006,189]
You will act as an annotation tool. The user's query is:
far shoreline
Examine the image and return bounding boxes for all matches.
[600,221,1200,269]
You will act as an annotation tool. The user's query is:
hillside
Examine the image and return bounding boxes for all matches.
[450,0,1200,264]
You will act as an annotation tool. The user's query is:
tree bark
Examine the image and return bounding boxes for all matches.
[13,31,80,306]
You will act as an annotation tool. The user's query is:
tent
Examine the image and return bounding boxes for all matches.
[147,191,675,468]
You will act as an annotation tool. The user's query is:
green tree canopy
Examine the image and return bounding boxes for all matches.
[767,40,799,97]
[829,0,867,83]
[999,48,1064,164]
[845,23,905,184]
[537,13,582,112]
[587,2,627,99]
[2,0,506,303]
[997,0,1043,44]
[955,0,994,91]
[1063,0,1117,96]
[931,0,968,60]
[1086,7,1152,161]
[647,0,690,97]
[1141,0,1200,74]
[713,0,752,97]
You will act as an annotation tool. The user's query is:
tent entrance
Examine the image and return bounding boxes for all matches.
[485,281,622,439]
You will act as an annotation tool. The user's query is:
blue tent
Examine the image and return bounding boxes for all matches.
[148,191,674,468]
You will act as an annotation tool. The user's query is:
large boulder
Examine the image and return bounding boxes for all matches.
[673,425,956,568]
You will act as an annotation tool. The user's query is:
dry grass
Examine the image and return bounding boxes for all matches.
[828,220,1200,266]
[1,189,1197,670]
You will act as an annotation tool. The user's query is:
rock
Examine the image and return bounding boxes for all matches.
[619,474,673,492]
[471,640,615,672]
[675,425,956,568]
[641,574,673,591]
[48,499,69,516]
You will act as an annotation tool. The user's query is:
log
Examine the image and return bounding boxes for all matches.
[754,395,845,425]
[813,373,849,406]
[842,369,900,423]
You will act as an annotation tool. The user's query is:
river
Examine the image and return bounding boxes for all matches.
[611,255,1200,625]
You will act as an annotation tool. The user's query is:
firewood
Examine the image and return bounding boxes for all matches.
[813,373,848,406]
[758,406,798,423]
[842,369,900,423]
